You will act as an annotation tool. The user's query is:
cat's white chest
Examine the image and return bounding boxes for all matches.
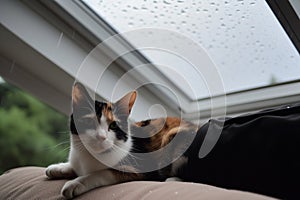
[69,137,108,175]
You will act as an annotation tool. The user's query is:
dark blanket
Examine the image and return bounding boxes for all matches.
[180,103,300,199]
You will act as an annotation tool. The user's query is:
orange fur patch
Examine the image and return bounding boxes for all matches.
[146,117,197,151]
[112,166,144,182]
[102,103,115,124]
[72,84,83,105]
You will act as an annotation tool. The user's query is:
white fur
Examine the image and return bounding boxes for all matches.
[165,177,183,182]
[68,113,132,173]
[46,112,132,199]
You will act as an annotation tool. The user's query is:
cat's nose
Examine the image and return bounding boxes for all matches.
[96,134,106,141]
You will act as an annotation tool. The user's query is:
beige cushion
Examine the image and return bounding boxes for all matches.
[0,167,276,200]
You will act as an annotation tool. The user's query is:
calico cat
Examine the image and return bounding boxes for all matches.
[46,82,300,199]
[46,82,198,199]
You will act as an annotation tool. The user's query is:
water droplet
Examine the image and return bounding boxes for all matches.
[10,60,16,73]
[57,32,64,48]
[128,22,134,26]
[163,0,171,5]
[71,30,76,39]
[174,191,179,195]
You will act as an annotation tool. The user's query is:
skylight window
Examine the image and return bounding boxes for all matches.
[83,0,300,100]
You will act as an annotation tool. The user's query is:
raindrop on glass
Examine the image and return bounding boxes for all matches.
[163,0,171,5]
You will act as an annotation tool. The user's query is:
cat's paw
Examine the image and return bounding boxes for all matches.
[165,177,183,182]
[62,179,86,199]
[45,163,75,179]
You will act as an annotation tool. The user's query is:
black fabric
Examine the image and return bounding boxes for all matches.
[180,103,300,199]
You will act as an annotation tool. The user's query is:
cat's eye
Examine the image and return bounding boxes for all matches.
[109,121,118,130]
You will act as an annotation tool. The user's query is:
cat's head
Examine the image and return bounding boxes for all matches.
[70,82,136,154]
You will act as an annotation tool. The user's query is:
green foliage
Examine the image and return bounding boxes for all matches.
[0,82,69,174]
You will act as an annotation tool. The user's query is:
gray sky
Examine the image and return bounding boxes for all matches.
[84,0,300,99]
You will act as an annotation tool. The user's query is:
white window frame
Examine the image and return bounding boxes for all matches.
[0,0,299,122]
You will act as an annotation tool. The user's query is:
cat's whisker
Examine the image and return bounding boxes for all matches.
[55,130,71,134]
[55,146,71,156]
[42,140,70,152]
[71,142,87,152]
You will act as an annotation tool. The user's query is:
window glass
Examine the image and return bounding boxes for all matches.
[84,0,300,100]
[0,78,68,174]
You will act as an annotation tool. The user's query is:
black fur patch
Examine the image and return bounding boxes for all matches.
[70,114,78,135]
[140,119,151,127]
[95,101,105,121]
[114,122,128,142]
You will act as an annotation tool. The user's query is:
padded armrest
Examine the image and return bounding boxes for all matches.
[0,167,275,200]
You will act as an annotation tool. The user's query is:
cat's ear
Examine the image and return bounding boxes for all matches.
[72,82,93,110]
[114,91,137,116]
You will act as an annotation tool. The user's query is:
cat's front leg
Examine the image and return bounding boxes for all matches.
[165,177,183,182]
[46,162,76,179]
[62,168,142,199]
